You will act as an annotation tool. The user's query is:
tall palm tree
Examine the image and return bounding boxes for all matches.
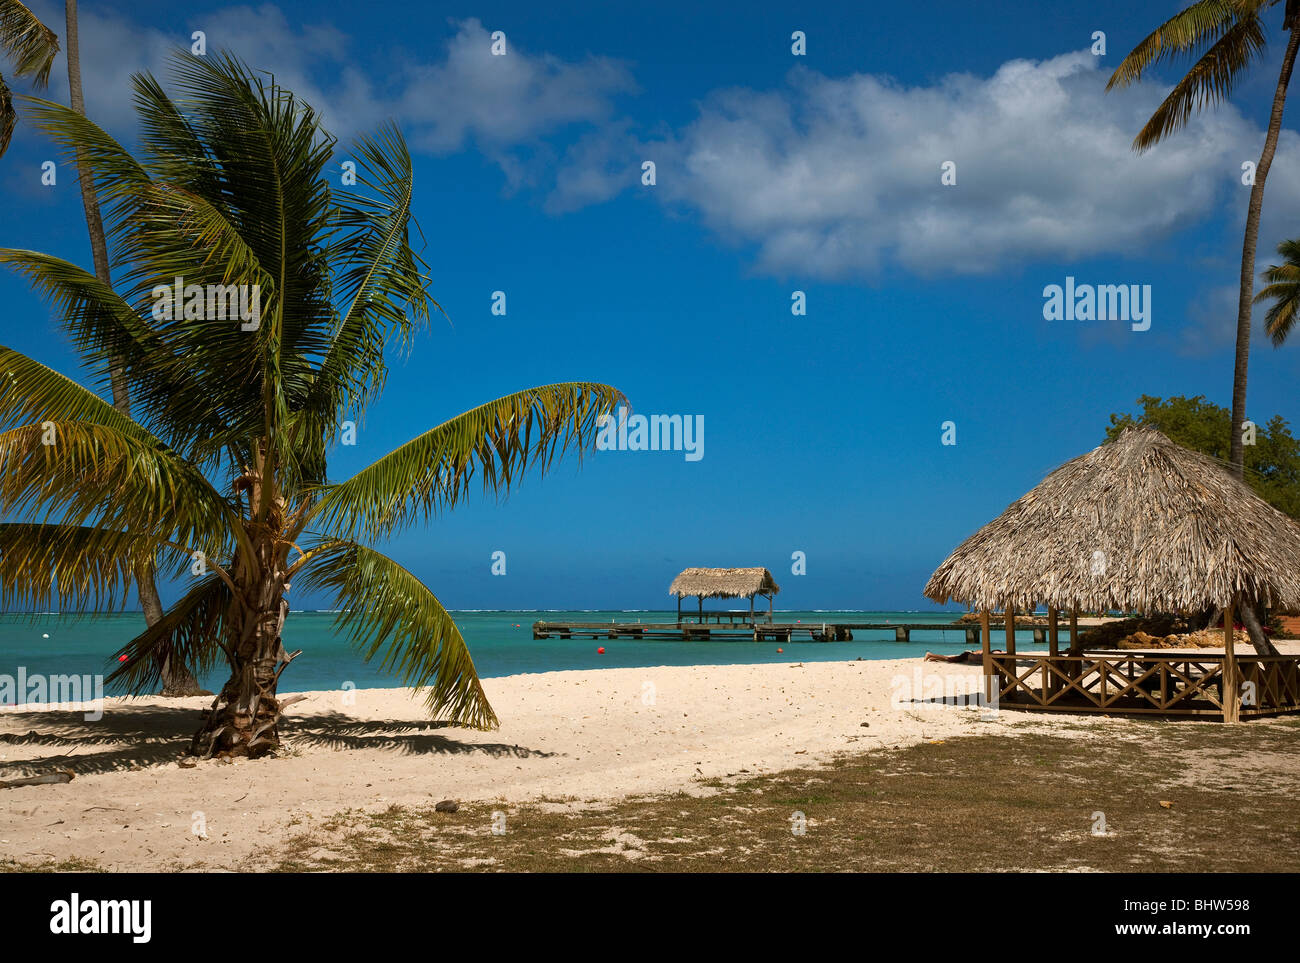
[2,1,199,692]
[0,0,58,156]
[1255,237,1300,343]
[0,51,623,757]
[1108,0,1300,478]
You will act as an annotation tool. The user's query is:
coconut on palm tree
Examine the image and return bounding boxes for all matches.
[1108,0,1300,477]
[0,50,623,757]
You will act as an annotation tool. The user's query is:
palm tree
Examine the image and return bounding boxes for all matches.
[0,0,58,156]
[1256,237,1300,343]
[1108,0,1300,478]
[2,1,200,693]
[0,51,623,757]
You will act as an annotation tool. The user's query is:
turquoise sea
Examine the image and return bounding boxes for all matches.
[0,610,1052,693]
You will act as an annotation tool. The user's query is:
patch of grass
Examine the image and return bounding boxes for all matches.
[1,855,106,872]
[269,720,1300,872]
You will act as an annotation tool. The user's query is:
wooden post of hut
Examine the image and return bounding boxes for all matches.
[1047,606,1059,696]
[980,609,993,705]
[1004,605,1016,655]
[1223,596,1240,723]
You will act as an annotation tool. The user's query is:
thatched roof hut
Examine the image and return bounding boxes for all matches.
[669,567,781,599]
[924,426,1300,614]
[669,567,780,622]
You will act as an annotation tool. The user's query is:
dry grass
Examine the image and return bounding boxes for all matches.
[269,717,1300,873]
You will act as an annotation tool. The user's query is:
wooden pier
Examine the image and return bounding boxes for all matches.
[530,619,1074,645]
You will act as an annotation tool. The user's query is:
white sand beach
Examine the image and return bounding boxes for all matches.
[0,656,1116,871]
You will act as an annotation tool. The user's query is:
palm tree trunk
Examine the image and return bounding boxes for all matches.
[62,3,118,404]
[1240,601,1278,655]
[135,558,206,696]
[190,554,293,758]
[64,2,203,695]
[1229,25,1300,475]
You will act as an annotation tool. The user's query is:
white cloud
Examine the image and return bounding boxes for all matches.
[16,5,630,177]
[573,51,1293,280]
[394,19,634,155]
[546,121,647,213]
[16,5,1300,289]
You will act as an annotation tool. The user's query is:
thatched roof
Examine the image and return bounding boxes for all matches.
[924,427,1300,613]
[669,567,781,599]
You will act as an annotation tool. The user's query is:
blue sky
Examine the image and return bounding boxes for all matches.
[4,0,1300,610]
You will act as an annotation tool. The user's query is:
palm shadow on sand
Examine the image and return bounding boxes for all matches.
[0,703,556,777]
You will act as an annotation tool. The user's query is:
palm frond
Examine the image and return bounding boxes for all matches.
[1107,1,1246,90]
[296,540,497,728]
[1127,13,1269,150]
[1256,238,1300,345]
[105,575,232,695]
[301,124,433,446]
[0,0,61,157]
[0,522,168,613]
[17,95,150,220]
[0,1,57,86]
[308,383,626,541]
[0,70,13,155]
[137,51,341,495]
[0,419,239,564]
[0,343,156,443]
[0,249,248,464]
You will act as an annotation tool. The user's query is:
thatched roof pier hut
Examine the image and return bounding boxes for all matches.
[669,567,780,624]
[924,428,1300,721]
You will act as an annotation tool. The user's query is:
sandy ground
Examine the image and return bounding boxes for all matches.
[0,653,1245,871]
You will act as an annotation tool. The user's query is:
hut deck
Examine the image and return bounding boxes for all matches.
[986,652,1300,719]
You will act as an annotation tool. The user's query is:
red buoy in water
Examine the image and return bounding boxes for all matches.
[597,647,606,654]
[776,647,784,653]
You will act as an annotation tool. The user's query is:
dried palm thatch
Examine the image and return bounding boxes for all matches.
[925,427,1300,613]
[669,567,781,599]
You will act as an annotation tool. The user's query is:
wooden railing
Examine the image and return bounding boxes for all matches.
[987,653,1300,719]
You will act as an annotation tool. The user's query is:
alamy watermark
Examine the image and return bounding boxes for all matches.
[151,276,261,331]
[596,406,704,462]
[1042,276,1150,331]
[889,665,999,716]
[50,893,151,943]
[0,668,104,721]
